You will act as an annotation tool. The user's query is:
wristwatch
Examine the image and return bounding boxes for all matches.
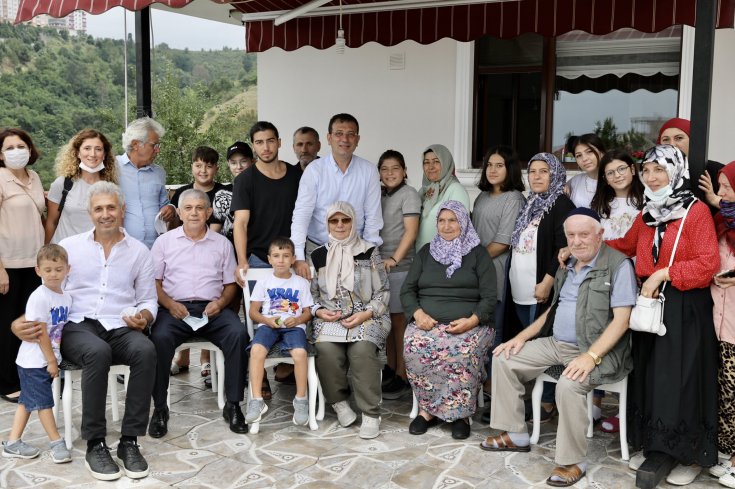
[586,350,602,366]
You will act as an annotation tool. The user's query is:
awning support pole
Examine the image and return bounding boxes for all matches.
[135,7,153,118]
[688,0,717,198]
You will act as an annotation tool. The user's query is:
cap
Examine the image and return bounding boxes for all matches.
[566,207,601,222]
[226,141,253,160]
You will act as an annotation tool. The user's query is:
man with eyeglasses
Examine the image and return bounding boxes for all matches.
[290,113,383,279]
[116,117,176,248]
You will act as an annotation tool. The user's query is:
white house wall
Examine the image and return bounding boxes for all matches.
[708,27,735,165]
[257,38,459,189]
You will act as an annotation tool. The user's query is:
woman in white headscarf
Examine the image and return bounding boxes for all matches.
[310,201,390,440]
[415,144,470,250]
[607,144,719,485]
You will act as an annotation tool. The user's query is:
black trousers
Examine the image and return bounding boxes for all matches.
[150,303,248,410]
[0,267,41,395]
[60,319,157,440]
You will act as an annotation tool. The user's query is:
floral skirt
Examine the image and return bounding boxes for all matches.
[404,322,494,422]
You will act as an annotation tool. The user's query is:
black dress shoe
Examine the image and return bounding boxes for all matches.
[222,402,248,434]
[409,415,440,435]
[147,407,169,438]
[451,418,471,440]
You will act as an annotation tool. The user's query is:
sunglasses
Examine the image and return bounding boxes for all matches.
[328,217,353,225]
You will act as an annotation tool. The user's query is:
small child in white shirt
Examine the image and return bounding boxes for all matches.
[247,237,314,426]
[3,245,72,463]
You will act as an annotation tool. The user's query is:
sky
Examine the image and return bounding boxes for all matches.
[85,8,245,51]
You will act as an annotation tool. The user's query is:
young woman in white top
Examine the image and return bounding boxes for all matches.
[591,149,645,239]
[565,133,607,208]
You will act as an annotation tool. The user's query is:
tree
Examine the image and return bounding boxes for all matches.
[593,117,650,152]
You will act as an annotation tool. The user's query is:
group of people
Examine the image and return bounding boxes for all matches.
[0,113,734,488]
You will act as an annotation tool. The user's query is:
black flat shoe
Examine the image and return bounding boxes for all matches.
[148,407,169,438]
[223,402,248,434]
[451,418,471,440]
[409,415,440,435]
[1,394,19,404]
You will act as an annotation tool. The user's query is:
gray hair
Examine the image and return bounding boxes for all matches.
[178,188,211,209]
[563,215,603,234]
[87,181,125,210]
[122,117,165,153]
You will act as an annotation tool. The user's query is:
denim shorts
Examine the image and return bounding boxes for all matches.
[251,326,307,354]
[17,366,54,412]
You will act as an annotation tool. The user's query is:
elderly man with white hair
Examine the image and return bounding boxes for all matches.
[481,207,637,488]
[148,189,248,438]
[116,116,175,248]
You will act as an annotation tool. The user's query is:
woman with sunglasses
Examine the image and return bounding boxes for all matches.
[310,201,390,440]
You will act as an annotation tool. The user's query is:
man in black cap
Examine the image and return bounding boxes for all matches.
[481,208,637,487]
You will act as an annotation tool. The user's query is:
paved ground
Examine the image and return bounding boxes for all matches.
[0,354,723,488]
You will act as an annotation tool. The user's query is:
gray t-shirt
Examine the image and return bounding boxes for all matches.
[471,190,525,298]
[379,183,421,273]
[47,176,94,244]
[552,257,637,344]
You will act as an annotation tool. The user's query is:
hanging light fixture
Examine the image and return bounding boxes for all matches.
[335,0,345,54]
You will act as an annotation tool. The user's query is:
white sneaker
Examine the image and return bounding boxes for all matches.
[712,460,733,478]
[359,415,381,439]
[720,471,735,488]
[628,452,646,471]
[332,401,357,427]
[666,464,702,486]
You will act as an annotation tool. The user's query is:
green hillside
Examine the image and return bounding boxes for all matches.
[0,22,257,186]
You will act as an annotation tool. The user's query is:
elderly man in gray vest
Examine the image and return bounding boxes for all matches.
[481,207,637,488]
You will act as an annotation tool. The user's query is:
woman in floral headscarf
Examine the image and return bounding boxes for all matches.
[402,200,496,440]
[607,144,719,486]
[415,144,470,250]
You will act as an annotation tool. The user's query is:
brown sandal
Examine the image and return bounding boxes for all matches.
[479,432,531,452]
[545,465,586,487]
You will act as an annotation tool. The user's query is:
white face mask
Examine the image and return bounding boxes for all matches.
[644,184,674,202]
[2,148,30,170]
[79,161,105,173]
[182,313,209,331]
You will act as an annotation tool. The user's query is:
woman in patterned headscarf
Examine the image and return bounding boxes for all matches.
[415,144,470,250]
[402,200,496,440]
[607,144,720,485]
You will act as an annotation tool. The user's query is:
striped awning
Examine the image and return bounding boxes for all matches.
[14,0,192,23]
[234,0,735,52]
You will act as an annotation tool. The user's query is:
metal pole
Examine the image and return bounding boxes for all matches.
[135,7,152,118]
[688,0,717,198]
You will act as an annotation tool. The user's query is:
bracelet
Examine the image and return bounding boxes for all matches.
[389,256,398,263]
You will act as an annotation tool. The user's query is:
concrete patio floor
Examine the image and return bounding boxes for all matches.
[0,354,722,488]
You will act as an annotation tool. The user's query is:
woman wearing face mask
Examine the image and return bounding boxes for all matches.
[45,129,119,244]
[606,145,719,486]
[0,128,45,403]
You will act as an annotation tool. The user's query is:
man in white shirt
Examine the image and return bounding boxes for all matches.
[59,182,157,481]
[290,113,383,278]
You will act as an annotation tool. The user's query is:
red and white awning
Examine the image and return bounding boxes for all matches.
[232,0,735,52]
[15,0,192,23]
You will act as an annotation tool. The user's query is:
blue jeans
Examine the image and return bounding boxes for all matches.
[247,254,271,269]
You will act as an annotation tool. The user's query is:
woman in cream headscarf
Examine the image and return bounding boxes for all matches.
[310,201,390,440]
[415,144,470,250]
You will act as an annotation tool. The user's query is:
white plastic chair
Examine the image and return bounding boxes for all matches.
[52,361,130,450]
[529,366,629,461]
[243,268,324,433]
[167,339,225,409]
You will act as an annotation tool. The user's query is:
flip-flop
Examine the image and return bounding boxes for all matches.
[480,432,531,452]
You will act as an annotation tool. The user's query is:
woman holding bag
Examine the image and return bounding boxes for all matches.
[606,144,720,486]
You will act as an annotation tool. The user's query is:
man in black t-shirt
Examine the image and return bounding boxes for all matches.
[232,121,302,285]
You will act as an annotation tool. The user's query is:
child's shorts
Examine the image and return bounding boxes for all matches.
[17,366,54,412]
[251,326,307,354]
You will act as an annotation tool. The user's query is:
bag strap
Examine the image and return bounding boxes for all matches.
[57,177,74,213]
[661,199,695,294]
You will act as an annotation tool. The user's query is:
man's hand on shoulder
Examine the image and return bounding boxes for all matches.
[294,260,312,280]
[11,316,43,342]
[159,204,176,223]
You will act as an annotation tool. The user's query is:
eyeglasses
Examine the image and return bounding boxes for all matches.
[331,131,358,140]
[604,165,631,179]
[328,217,353,225]
[143,141,161,150]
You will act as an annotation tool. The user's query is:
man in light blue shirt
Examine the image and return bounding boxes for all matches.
[291,113,383,278]
[116,117,176,248]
